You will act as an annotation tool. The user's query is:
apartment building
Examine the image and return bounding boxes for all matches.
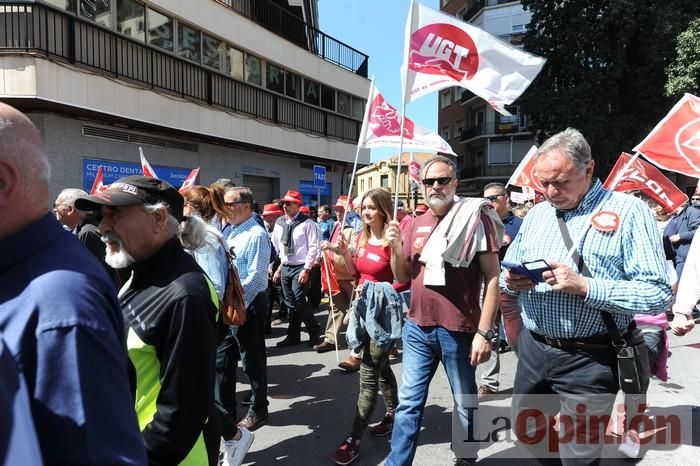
[0,0,370,206]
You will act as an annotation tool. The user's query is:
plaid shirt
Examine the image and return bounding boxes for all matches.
[226,215,271,309]
[501,179,672,338]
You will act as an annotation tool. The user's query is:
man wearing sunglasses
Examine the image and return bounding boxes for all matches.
[477,183,523,400]
[385,155,502,466]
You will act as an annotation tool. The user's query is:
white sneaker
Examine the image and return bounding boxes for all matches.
[618,431,640,459]
[220,428,255,466]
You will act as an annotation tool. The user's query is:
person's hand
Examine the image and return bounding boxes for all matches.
[385,220,402,251]
[298,268,311,285]
[672,313,695,336]
[320,240,332,251]
[272,269,281,285]
[470,333,492,366]
[542,261,588,296]
[670,234,681,244]
[336,234,349,255]
[503,268,536,291]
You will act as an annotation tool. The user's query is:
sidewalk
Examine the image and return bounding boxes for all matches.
[239,309,700,465]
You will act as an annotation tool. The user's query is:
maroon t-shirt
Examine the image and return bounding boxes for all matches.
[403,209,499,332]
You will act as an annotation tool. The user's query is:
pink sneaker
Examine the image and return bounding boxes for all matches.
[332,436,360,465]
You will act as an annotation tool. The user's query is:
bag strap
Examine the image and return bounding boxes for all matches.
[556,213,625,346]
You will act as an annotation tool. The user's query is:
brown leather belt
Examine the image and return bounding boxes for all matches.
[529,331,611,351]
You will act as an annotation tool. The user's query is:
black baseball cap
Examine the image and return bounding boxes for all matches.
[75,175,184,220]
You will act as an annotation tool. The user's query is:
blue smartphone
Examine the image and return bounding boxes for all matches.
[501,259,551,283]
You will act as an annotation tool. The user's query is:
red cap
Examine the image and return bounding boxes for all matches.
[281,189,303,205]
[333,194,353,209]
[262,203,283,217]
[299,205,311,215]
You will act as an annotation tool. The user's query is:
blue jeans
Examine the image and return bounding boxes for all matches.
[386,320,479,465]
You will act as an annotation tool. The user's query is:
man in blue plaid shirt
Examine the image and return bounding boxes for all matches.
[501,128,672,465]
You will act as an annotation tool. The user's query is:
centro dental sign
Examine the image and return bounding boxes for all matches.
[83,158,193,192]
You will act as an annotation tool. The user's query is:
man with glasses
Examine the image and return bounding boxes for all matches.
[385,155,502,466]
[271,190,322,348]
[478,183,523,399]
[222,187,271,434]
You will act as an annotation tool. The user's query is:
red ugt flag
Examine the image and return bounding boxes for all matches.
[89,165,108,194]
[506,145,544,192]
[633,93,700,178]
[604,152,688,214]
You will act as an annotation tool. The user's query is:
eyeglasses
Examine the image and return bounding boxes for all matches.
[421,177,453,187]
[225,201,246,207]
[693,197,700,201]
[485,194,506,202]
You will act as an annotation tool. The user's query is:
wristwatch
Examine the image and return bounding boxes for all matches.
[476,328,496,341]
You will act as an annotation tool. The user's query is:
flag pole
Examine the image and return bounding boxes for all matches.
[321,250,340,361]
[393,104,407,220]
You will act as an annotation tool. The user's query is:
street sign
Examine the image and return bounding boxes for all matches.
[313,165,326,189]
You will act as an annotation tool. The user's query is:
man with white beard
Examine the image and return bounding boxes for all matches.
[76,175,221,466]
[0,103,146,465]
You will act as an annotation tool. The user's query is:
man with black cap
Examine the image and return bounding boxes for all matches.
[76,175,221,466]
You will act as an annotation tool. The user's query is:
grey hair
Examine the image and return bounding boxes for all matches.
[536,127,592,171]
[483,182,506,195]
[419,155,457,179]
[143,202,220,250]
[226,186,254,208]
[0,107,51,196]
[58,188,88,207]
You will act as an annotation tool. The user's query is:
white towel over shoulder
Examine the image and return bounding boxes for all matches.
[419,198,504,286]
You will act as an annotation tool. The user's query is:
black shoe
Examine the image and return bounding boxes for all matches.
[276,336,301,348]
[307,334,322,347]
[241,391,252,406]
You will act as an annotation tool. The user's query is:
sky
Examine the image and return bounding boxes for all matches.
[318,0,441,162]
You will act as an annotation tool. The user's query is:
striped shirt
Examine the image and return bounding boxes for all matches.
[226,215,271,309]
[501,179,672,338]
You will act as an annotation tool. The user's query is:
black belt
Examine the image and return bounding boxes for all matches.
[530,331,610,350]
[282,263,305,268]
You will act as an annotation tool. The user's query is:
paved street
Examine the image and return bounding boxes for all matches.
[239,307,700,465]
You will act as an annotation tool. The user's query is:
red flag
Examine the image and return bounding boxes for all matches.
[89,166,108,194]
[633,93,700,178]
[358,81,455,155]
[321,255,341,296]
[139,147,159,179]
[401,1,545,115]
[506,145,544,192]
[604,152,688,213]
[408,153,422,186]
[178,168,200,193]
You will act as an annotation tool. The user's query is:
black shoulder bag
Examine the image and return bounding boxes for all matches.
[557,214,650,395]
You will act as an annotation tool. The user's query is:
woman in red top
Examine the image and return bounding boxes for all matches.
[331,188,400,465]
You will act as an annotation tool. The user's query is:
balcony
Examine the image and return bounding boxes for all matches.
[0,2,361,143]
[460,120,527,141]
[214,0,368,77]
[461,0,518,21]
[460,163,517,180]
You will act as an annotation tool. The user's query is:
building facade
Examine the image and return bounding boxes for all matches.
[0,0,370,207]
[438,0,534,196]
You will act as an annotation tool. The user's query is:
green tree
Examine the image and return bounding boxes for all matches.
[665,17,700,98]
[519,0,700,174]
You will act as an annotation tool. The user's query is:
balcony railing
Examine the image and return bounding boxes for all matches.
[460,120,527,140]
[214,0,368,77]
[0,2,361,143]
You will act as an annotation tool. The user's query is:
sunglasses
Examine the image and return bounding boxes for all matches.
[485,194,506,202]
[421,177,453,187]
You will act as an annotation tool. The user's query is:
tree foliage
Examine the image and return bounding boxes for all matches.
[665,17,700,98]
[519,0,700,174]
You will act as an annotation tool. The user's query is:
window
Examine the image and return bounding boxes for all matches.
[455,119,464,136]
[321,85,335,111]
[304,78,320,106]
[266,63,285,93]
[178,23,201,62]
[80,0,112,27]
[351,97,364,119]
[337,92,351,116]
[368,177,373,189]
[441,125,450,141]
[226,47,244,80]
[440,89,451,108]
[245,53,262,85]
[117,0,145,42]
[147,8,173,51]
[360,179,365,191]
[202,34,224,70]
[380,174,389,188]
[285,70,301,99]
[489,141,511,165]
